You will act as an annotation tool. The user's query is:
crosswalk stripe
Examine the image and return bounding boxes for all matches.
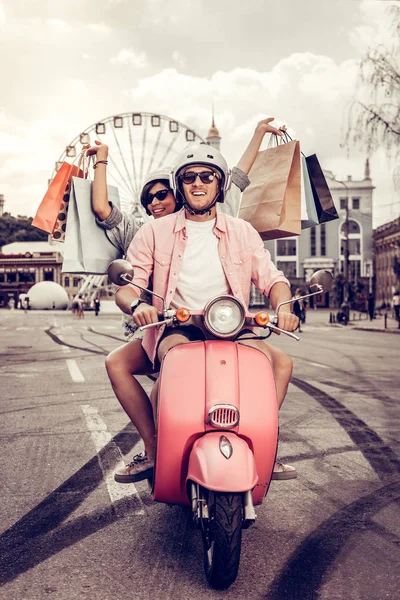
[66,359,85,382]
[80,404,144,515]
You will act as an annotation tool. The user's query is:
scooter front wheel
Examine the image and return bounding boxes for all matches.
[203,492,243,589]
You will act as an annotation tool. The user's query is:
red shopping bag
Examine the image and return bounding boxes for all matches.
[32,161,84,234]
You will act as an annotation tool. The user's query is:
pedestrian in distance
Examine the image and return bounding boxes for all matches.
[77,296,84,319]
[8,297,15,311]
[94,297,100,316]
[367,293,375,321]
[393,290,400,327]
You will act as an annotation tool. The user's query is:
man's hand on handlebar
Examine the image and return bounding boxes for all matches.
[276,310,299,332]
[132,303,159,327]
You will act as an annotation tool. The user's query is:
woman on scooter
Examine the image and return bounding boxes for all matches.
[111,135,298,484]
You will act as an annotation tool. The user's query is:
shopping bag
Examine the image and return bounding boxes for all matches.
[306,154,339,224]
[300,154,319,229]
[51,178,74,242]
[62,177,122,274]
[239,139,301,240]
[32,161,84,234]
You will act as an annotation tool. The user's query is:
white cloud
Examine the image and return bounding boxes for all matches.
[111,49,148,68]
[46,18,72,32]
[172,50,186,69]
[87,22,112,34]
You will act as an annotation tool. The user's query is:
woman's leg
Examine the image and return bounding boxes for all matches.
[105,339,156,459]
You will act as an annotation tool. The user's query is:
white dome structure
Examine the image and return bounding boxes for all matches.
[27,281,69,310]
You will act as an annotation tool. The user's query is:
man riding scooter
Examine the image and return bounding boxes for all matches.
[114,144,299,482]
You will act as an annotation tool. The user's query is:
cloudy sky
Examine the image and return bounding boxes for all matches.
[1,0,398,227]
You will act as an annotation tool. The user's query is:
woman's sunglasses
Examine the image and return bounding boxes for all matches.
[147,189,170,204]
[179,171,218,185]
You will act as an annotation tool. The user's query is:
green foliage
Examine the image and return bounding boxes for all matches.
[0,213,48,247]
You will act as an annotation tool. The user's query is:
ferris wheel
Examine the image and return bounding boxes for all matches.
[52,111,206,216]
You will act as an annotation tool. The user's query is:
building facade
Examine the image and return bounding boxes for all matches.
[0,241,84,307]
[373,217,400,307]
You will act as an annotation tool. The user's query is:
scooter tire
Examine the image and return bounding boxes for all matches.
[203,492,243,590]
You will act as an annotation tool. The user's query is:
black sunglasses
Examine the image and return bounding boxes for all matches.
[180,171,218,185]
[146,189,170,204]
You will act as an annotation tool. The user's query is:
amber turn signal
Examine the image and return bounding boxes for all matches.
[176,307,191,322]
[255,312,270,327]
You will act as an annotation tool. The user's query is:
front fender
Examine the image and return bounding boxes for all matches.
[187,432,258,493]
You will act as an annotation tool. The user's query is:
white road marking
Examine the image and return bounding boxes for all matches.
[66,359,85,382]
[309,362,329,369]
[16,327,30,331]
[80,404,144,515]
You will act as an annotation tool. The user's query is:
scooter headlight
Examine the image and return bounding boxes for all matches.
[204,296,245,338]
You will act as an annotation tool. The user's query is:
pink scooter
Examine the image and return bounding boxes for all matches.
[109,261,332,589]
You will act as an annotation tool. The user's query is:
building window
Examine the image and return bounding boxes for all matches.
[310,227,316,256]
[7,273,17,283]
[277,261,297,278]
[349,260,361,279]
[348,239,361,255]
[341,220,360,235]
[352,197,360,210]
[64,277,70,287]
[277,239,297,256]
[0,274,4,282]
[19,272,35,283]
[44,269,54,281]
[73,277,81,287]
[340,198,348,210]
[320,224,326,256]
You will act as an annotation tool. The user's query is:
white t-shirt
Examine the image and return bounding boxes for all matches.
[171,219,230,310]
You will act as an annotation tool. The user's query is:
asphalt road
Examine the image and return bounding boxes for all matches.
[0,308,399,600]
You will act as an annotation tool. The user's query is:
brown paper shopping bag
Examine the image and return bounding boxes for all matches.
[32,160,84,235]
[239,140,301,240]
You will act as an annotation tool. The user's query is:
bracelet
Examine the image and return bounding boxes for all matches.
[93,160,108,169]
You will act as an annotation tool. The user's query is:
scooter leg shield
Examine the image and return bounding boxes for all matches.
[187,432,258,493]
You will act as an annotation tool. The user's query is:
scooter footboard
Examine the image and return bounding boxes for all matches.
[187,432,258,492]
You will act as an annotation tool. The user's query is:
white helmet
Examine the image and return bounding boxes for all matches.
[170,144,232,206]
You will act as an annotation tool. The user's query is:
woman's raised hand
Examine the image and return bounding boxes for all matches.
[255,117,283,138]
[82,140,109,161]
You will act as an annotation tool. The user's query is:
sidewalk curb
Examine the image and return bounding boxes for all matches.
[350,326,400,335]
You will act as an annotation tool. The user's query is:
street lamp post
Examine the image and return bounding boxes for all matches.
[336,178,350,324]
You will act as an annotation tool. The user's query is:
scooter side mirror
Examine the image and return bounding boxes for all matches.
[108,259,134,286]
[309,269,333,293]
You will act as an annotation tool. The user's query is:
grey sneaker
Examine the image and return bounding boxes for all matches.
[271,460,297,481]
[114,452,154,484]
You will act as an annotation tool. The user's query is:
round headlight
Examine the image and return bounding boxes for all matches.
[204,296,245,338]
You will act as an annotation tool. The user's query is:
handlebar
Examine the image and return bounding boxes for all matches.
[266,322,299,341]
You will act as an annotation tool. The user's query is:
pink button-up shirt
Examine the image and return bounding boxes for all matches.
[126,208,290,365]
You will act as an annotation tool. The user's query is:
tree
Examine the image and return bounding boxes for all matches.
[345,3,400,160]
[0,213,48,248]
